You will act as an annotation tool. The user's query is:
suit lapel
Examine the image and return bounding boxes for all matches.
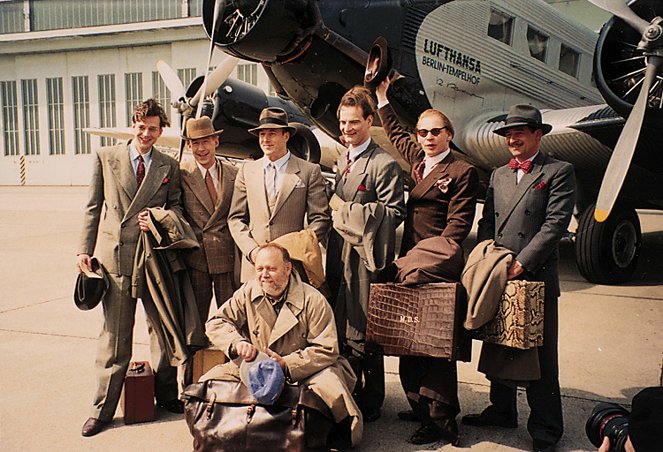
[183,159,215,216]
[245,161,271,217]
[271,157,301,218]
[207,160,234,227]
[409,152,453,199]
[109,144,137,201]
[124,149,170,222]
[342,142,375,201]
[497,155,545,233]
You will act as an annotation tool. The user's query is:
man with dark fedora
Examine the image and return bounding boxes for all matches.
[462,104,576,452]
[228,107,330,282]
[180,116,239,323]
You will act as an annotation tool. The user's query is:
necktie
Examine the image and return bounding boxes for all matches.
[342,153,353,176]
[205,169,218,206]
[414,160,426,184]
[508,158,533,174]
[136,155,145,187]
[266,163,277,200]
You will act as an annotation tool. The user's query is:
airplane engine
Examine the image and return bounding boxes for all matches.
[201,0,317,63]
[593,0,663,122]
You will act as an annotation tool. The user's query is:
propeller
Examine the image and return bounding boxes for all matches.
[156,60,186,102]
[587,0,663,222]
[190,56,238,108]
[587,0,649,34]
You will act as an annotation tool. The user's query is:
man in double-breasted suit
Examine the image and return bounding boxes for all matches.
[228,107,330,282]
[76,99,184,437]
[326,86,406,423]
[462,105,576,452]
[375,80,479,445]
[180,117,238,323]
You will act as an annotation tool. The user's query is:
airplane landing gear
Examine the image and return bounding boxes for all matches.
[575,205,641,284]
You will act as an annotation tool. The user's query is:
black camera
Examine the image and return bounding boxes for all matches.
[585,402,630,451]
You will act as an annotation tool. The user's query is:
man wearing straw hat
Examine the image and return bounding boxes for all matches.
[228,107,330,283]
[180,116,239,323]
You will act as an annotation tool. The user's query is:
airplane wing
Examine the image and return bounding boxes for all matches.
[84,127,182,149]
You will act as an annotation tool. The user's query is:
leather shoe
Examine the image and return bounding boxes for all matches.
[397,409,420,422]
[158,399,184,414]
[461,408,517,428]
[362,407,381,422]
[533,440,556,452]
[409,421,460,446]
[81,417,109,437]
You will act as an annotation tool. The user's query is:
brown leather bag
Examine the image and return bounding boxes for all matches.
[366,282,471,361]
[182,380,333,452]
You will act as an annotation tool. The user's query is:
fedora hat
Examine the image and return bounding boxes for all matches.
[182,116,223,140]
[74,257,109,311]
[248,107,296,136]
[493,104,552,136]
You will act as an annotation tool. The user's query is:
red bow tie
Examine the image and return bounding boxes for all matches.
[508,158,533,174]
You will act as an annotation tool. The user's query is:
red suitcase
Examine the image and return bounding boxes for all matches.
[121,361,155,424]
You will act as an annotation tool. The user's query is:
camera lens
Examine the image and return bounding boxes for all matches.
[585,402,630,451]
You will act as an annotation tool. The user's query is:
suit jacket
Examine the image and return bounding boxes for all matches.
[180,157,238,275]
[476,152,576,381]
[79,142,182,276]
[228,154,331,281]
[379,104,478,253]
[477,152,576,298]
[202,273,362,445]
[326,140,406,343]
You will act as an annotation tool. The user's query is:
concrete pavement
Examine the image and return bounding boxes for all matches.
[1,186,661,451]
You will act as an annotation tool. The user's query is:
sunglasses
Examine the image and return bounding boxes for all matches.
[416,127,447,137]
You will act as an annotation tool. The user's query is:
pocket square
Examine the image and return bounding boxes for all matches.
[434,176,452,193]
[162,177,170,185]
[358,182,367,192]
[294,179,305,188]
[534,181,547,189]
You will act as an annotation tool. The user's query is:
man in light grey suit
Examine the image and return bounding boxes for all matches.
[228,107,331,282]
[76,99,184,437]
[180,116,238,323]
[462,105,576,452]
[326,86,406,423]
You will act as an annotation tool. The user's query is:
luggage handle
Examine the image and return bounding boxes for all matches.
[129,362,146,373]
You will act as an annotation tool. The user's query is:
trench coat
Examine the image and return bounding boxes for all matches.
[202,272,363,446]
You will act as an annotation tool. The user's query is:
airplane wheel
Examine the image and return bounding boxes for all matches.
[575,206,641,284]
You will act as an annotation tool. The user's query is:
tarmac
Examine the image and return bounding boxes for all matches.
[1,185,662,452]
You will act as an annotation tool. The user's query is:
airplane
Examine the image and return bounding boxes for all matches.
[88,0,661,286]
[173,0,661,286]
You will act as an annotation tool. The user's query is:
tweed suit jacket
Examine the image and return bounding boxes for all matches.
[378,104,479,254]
[228,154,331,281]
[180,157,238,274]
[477,152,576,298]
[79,142,182,276]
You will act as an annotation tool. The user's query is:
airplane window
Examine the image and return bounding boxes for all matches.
[559,44,580,78]
[527,26,548,62]
[488,9,513,45]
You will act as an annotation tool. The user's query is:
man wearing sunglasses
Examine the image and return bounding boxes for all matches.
[376,79,479,445]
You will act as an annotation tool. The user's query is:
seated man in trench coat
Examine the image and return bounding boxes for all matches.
[201,243,363,447]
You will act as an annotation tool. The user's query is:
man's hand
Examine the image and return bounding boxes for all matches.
[77,253,92,273]
[598,436,610,452]
[236,340,257,361]
[265,348,286,370]
[375,78,390,105]
[138,210,150,232]
[507,260,525,280]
